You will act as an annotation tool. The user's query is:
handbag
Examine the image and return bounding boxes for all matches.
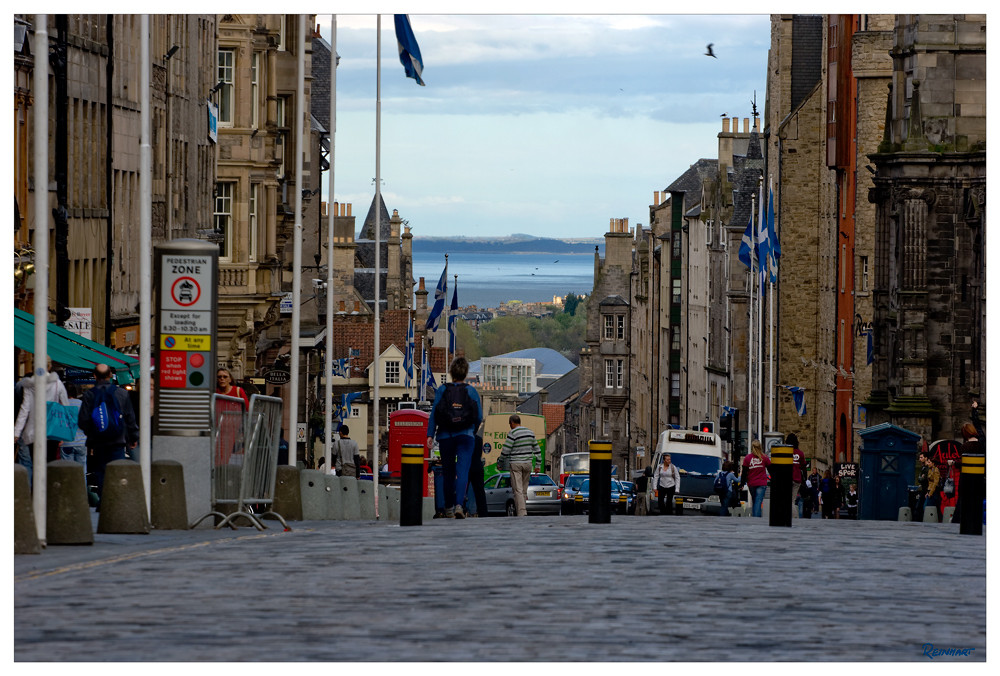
[46,402,79,442]
[943,476,955,497]
[497,453,510,472]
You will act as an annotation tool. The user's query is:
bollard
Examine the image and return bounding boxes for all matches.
[340,476,361,520]
[898,506,912,522]
[768,445,793,527]
[358,479,375,521]
[14,465,41,554]
[959,454,984,535]
[98,460,150,534]
[400,444,424,526]
[300,469,328,520]
[922,505,939,523]
[674,495,685,515]
[325,474,343,520]
[588,440,612,524]
[272,465,303,521]
[151,460,189,530]
[942,506,956,523]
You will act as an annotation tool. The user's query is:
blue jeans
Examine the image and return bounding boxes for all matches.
[17,440,32,487]
[439,433,475,510]
[719,489,732,516]
[751,485,767,517]
[91,445,128,495]
[61,443,87,475]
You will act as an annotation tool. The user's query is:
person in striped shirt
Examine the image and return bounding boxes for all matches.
[499,414,541,517]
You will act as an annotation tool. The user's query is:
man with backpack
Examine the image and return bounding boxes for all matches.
[426,357,483,519]
[78,363,139,501]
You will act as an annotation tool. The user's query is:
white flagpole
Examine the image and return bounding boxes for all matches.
[443,254,450,377]
[324,15,338,476]
[32,14,50,543]
[373,14,382,510]
[139,15,152,512]
[756,179,763,439]
[419,336,427,405]
[747,194,755,444]
[289,14,306,465]
[768,177,776,432]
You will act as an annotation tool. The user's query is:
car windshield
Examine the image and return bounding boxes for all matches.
[563,454,589,473]
[580,480,590,492]
[565,475,588,490]
[529,475,555,486]
[669,452,722,475]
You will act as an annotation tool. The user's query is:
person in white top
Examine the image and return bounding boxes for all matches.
[653,453,681,515]
[14,361,70,485]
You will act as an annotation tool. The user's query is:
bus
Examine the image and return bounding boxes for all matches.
[559,451,590,487]
[647,428,727,514]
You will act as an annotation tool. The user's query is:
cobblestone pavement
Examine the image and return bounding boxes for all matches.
[14,513,986,662]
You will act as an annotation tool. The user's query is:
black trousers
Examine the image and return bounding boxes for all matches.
[469,435,488,516]
[657,485,677,514]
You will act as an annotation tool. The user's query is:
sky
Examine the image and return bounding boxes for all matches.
[316,8,771,240]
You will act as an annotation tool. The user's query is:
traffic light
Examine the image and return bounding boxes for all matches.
[719,412,732,441]
[697,421,714,434]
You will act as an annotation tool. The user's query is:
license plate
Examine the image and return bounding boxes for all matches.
[684,502,701,510]
[536,491,551,497]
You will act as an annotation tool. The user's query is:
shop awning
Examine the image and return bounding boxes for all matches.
[14,309,141,384]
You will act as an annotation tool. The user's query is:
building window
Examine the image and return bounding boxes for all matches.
[601,407,610,437]
[351,406,360,418]
[277,16,286,51]
[673,234,682,258]
[616,315,625,340]
[604,315,614,340]
[706,219,713,246]
[248,183,259,262]
[250,51,260,129]
[841,244,847,293]
[216,48,234,126]
[385,360,401,385]
[671,326,680,351]
[671,373,680,398]
[214,182,234,260]
[615,359,624,388]
[860,256,869,291]
[672,278,681,305]
[605,359,615,389]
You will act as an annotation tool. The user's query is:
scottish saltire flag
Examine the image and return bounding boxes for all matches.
[394,15,425,86]
[404,315,415,388]
[765,188,780,283]
[425,265,447,331]
[866,329,874,365]
[784,386,807,416]
[448,282,459,354]
[335,392,365,429]
[331,357,351,378]
[422,347,438,395]
[738,212,756,270]
[722,405,737,416]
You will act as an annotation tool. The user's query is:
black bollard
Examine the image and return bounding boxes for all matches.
[400,443,424,527]
[589,440,612,524]
[674,495,684,515]
[959,453,984,536]
[768,445,793,527]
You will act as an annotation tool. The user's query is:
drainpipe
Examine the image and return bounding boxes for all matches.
[104,15,114,346]
[54,15,70,326]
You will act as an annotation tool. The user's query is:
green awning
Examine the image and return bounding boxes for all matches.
[14,309,141,384]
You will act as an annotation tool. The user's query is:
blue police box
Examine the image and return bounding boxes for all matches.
[858,423,922,520]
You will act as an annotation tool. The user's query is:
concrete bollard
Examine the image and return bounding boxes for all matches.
[300,469,328,520]
[922,505,939,523]
[98,460,150,535]
[14,465,41,554]
[272,465,302,521]
[357,479,375,521]
[422,496,436,521]
[340,476,361,520]
[942,506,956,523]
[379,484,390,520]
[325,475,343,520]
[46,460,95,545]
[898,506,912,522]
[387,485,402,522]
[151,460,188,530]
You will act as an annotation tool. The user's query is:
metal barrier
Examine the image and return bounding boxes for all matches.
[190,394,289,531]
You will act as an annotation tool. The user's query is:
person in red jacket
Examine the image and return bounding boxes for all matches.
[741,439,771,517]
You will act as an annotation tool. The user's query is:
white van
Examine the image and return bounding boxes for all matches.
[647,429,726,514]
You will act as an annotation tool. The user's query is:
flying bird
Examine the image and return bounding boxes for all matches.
[705,43,716,58]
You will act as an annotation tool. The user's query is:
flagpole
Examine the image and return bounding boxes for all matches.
[324,14,338,476]
[747,193,755,444]
[139,14,152,513]
[757,178,764,439]
[288,14,306,466]
[443,254,449,378]
[372,14,384,513]
[767,178,776,432]
[31,14,49,543]
[419,335,427,405]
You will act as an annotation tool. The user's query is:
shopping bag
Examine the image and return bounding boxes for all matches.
[46,402,79,442]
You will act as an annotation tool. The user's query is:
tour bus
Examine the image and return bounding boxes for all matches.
[558,451,619,487]
[647,428,728,514]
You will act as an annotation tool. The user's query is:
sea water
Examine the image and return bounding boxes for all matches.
[412,251,595,310]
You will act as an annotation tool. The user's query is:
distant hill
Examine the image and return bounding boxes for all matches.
[413,236,604,255]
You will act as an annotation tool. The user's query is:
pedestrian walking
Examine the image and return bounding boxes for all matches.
[467,427,488,517]
[335,424,361,478]
[741,439,771,517]
[634,466,651,516]
[917,452,941,522]
[216,367,249,408]
[806,468,821,517]
[499,414,541,517]
[653,453,681,515]
[716,461,738,516]
[845,483,859,519]
[14,360,70,483]
[77,364,138,501]
[59,383,88,473]
[426,357,483,519]
[786,433,808,517]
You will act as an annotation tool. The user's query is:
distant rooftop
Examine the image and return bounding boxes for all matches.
[469,347,575,378]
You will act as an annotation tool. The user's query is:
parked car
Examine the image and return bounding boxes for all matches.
[561,474,590,515]
[483,472,561,516]
[572,477,630,515]
[619,480,637,515]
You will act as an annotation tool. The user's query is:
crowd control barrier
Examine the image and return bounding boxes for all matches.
[191,394,290,531]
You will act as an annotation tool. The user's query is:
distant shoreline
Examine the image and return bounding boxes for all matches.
[411,236,604,256]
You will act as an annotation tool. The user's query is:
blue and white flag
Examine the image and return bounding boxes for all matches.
[448,281,459,354]
[404,315,415,388]
[722,405,737,416]
[765,187,780,283]
[422,347,437,397]
[784,386,807,416]
[738,212,756,270]
[394,15,425,86]
[335,391,365,429]
[866,329,874,366]
[425,264,447,331]
[331,357,352,378]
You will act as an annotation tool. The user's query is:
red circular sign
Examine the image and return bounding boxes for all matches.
[170,276,201,307]
[189,353,204,368]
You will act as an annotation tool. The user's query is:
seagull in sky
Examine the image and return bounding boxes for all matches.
[705,43,717,58]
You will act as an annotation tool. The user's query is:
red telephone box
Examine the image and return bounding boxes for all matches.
[389,409,430,496]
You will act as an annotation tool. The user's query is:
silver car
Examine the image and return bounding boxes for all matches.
[483,473,561,516]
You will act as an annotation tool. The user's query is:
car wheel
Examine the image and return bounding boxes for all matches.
[506,501,516,517]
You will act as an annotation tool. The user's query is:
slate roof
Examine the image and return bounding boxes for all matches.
[665,158,718,194]
[518,367,580,415]
[354,194,394,308]
[730,129,764,230]
[469,347,576,378]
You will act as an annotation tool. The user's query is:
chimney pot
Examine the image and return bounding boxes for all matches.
[418,277,426,291]
[743,118,749,133]
[723,117,730,133]
[347,204,352,217]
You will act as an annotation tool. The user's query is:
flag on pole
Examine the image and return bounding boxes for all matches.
[425,264,447,331]
[331,357,352,378]
[422,346,437,397]
[334,391,365,429]
[404,314,415,387]
[738,212,756,270]
[448,281,459,354]
[765,187,780,283]
[394,15,425,86]
[783,386,807,416]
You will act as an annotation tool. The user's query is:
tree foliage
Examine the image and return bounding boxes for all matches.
[469,299,588,364]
